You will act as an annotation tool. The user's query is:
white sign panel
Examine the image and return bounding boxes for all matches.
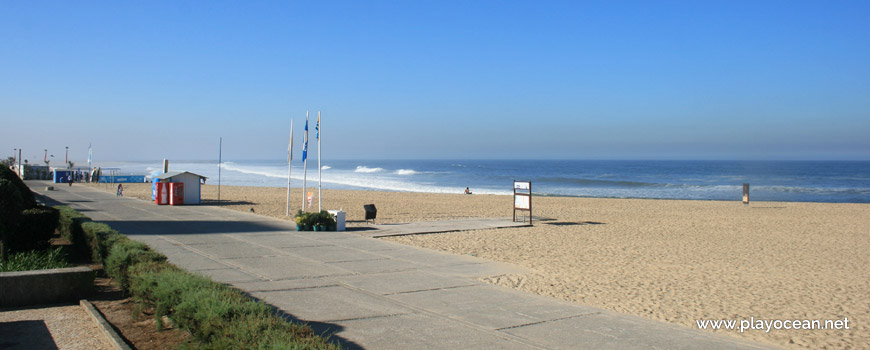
[515,195,530,209]
[514,181,530,190]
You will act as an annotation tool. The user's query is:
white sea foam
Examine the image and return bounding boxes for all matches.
[396,169,417,175]
[355,166,383,173]
[321,166,331,170]
[221,162,287,179]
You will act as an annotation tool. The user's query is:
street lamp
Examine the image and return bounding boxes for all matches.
[65,146,69,168]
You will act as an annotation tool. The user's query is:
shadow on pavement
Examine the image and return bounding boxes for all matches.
[0,320,59,350]
[99,220,294,235]
[245,295,364,350]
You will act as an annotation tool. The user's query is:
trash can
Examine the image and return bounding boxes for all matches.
[363,204,377,223]
[328,210,346,231]
[169,182,184,205]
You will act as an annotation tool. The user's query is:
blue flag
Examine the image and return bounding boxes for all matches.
[302,117,309,162]
[315,114,320,140]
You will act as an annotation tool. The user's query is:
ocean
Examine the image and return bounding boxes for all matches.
[96,160,870,203]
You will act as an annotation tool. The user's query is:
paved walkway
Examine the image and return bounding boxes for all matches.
[362,218,529,238]
[28,181,776,350]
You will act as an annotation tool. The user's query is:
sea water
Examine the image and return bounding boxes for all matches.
[96,160,870,203]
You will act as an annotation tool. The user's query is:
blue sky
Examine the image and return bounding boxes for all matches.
[2,1,869,162]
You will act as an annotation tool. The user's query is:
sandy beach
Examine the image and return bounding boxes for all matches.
[88,182,868,349]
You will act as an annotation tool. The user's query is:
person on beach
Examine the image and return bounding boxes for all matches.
[465,187,472,195]
[117,183,123,196]
[68,174,73,186]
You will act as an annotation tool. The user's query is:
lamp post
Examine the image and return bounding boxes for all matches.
[65,146,69,168]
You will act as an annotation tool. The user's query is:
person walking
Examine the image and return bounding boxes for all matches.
[117,183,123,197]
[68,174,73,187]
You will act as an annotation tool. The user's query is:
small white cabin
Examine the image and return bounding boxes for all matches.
[154,171,207,205]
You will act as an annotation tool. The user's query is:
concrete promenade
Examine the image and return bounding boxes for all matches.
[28,181,776,350]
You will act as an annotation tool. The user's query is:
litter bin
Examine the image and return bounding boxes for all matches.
[328,210,346,231]
[363,204,377,223]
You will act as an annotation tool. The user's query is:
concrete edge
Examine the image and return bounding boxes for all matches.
[80,299,133,350]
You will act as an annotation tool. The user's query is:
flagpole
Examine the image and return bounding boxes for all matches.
[317,111,322,212]
[302,111,309,211]
[286,119,294,216]
[218,137,222,203]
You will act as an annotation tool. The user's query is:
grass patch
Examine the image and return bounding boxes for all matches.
[0,247,70,272]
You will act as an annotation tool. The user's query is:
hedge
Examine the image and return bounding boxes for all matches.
[0,165,36,209]
[6,206,59,252]
[62,207,339,349]
[55,205,93,261]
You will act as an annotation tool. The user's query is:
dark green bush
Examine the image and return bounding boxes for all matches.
[0,178,25,260]
[5,206,59,252]
[104,239,167,291]
[55,205,93,261]
[0,165,36,209]
[80,221,123,264]
[129,263,338,349]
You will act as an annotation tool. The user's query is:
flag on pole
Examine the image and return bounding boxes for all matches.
[87,144,93,168]
[302,111,309,211]
[302,118,309,163]
[307,191,313,208]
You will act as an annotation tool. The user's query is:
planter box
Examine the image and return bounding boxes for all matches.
[0,266,95,307]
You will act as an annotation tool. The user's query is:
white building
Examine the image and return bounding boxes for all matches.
[154,171,207,205]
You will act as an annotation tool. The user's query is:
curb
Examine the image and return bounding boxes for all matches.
[80,299,133,350]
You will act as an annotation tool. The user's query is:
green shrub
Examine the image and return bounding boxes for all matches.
[128,263,338,349]
[5,206,60,253]
[0,178,25,260]
[80,221,123,264]
[104,239,167,291]
[0,247,70,272]
[0,165,36,209]
[55,205,92,261]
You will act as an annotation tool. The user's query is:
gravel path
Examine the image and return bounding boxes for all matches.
[0,304,113,350]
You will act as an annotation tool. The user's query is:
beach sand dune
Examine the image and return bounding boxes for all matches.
[91,183,868,349]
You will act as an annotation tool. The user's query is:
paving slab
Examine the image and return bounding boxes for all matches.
[334,313,537,350]
[161,250,230,271]
[326,257,423,275]
[333,270,479,295]
[282,245,385,263]
[234,233,329,248]
[229,255,350,280]
[250,286,413,322]
[187,242,279,259]
[234,278,339,293]
[194,268,262,283]
[388,284,599,330]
